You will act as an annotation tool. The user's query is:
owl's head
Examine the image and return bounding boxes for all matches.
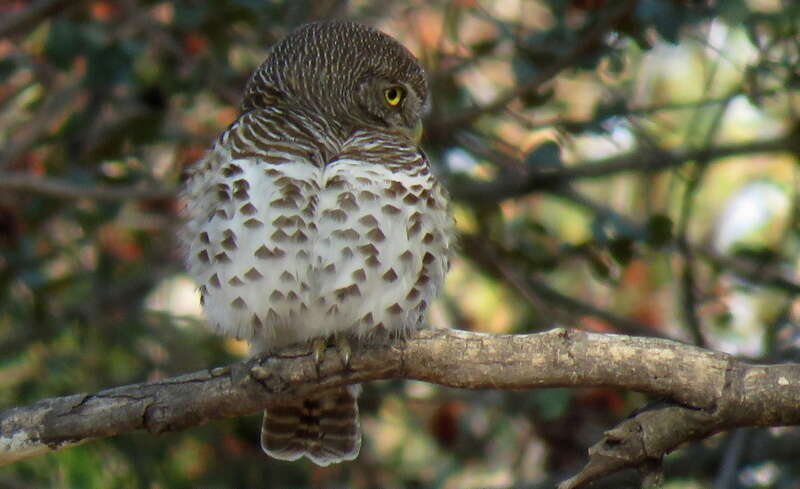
[241,21,429,143]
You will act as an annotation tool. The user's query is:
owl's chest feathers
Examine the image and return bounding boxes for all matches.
[185,142,451,349]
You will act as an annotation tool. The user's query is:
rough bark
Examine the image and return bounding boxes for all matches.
[1,328,798,487]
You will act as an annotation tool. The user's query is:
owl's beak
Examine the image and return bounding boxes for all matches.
[412,120,423,145]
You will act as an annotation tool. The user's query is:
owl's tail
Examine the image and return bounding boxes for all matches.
[261,385,361,466]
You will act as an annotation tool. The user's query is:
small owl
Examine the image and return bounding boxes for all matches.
[182,21,453,466]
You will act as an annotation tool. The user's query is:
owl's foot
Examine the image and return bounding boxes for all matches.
[310,335,353,375]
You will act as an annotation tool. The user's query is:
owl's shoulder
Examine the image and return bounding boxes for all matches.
[207,108,323,166]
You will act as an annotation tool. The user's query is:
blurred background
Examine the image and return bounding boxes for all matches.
[1,0,799,488]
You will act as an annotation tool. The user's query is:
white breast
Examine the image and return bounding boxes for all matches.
[183,144,452,353]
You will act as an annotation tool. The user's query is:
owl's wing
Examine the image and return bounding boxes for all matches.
[182,109,323,343]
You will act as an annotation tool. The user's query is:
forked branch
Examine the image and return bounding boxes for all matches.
[1,328,798,487]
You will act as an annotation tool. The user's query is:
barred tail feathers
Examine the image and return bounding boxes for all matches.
[260,385,361,466]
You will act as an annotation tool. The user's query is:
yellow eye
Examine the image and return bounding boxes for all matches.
[384,86,404,107]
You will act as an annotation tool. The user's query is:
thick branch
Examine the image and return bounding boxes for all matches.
[1,328,798,483]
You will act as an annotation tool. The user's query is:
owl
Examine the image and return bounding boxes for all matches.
[182,21,453,466]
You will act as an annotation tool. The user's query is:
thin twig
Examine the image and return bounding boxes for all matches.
[460,233,661,337]
[552,188,800,296]
[674,50,728,346]
[0,83,83,169]
[712,429,751,489]
[0,0,88,39]
[504,87,789,132]
[0,173,173,201]
[433,0,637,131]
[448,134,800,203]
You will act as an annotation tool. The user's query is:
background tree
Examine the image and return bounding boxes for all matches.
[0,0,798,488]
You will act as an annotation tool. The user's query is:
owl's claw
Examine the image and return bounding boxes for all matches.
[312,337,328,376]
[335,335,352,369]
[310,335,352,375]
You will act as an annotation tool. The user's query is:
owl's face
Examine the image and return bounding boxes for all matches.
[241,21,429,143]
[354,73,427,142]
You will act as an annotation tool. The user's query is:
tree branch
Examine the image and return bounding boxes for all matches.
[448,134,800,204]
[433,0,638,131]
[459,232,661,337]
[0,0,88,39]
[0,173,173,201]
[1,328,798,486]
[4,132,795,204]
[549,187,800,296]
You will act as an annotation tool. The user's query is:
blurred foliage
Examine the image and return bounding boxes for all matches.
[1,0,799,488]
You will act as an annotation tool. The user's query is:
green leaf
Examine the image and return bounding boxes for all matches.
[471,39,498,56]
[731,246,779,263]
[588,253,611,280]
[521,85,554,108]
[0,58,16,81]
[594,98,630,122]
[44,20,86,70]
[231,0,267,10]
[636,0,683,44]
[590,218,610,244]
[511,54,537,85]
[525,220,549,235]
[86,42,136,87]
[173,2,208,28]
[606,51,626,76]
[646,214,673,247]
[525,141,562,170]
[715,310,733,328]
[608,237,635,266]
[531,389,573,421]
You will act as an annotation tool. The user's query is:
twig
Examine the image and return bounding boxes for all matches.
[5,133,795,204]
[460,233,661,337]
[0,173,173,201]
[433,0,637,131]
[505,87,788,132]
[665,426,800,477]
[448,134,800,204]
[672,51,731,346]
[0,0,88,39]
[694,244,800,295]
[712,429,751,489]
[450,137,800,297]
[554,188,800,296]
[0,83,83,169]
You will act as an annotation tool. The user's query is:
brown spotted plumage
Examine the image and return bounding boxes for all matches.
[182,21,453,466]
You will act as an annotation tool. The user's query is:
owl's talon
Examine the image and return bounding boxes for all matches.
[335,335,352,369]
[312,337,328,375]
